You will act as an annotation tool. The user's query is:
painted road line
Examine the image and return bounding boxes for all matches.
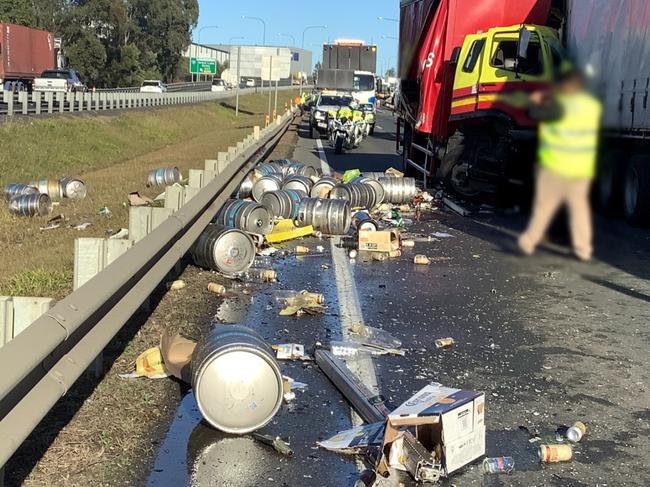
[316,138,382,416]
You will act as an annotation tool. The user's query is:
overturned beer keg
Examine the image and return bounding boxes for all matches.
[257,161,285,176]
[379,177,417,204]
[286,162,318,179]
[215,199,274,235]
[252,174,283,202]
[191,324,284,434]
[3,183,39,202]
[190,224,256,277]
[352,211,379,232]
[238,169,261,199]
[28,180,63,201]
[59,177,87,200]
[147,167,182,188]
[351,176,385,206]
[296,198,351,235]
[260,189,305,219]
[310,176,338,198]
[329,183,379,210]
[282,174,313,195]
[8,193,52,217]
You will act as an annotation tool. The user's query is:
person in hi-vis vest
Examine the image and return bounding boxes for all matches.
[519,69,602,261]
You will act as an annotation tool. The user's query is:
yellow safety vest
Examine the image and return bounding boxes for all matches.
[538,91,602,179]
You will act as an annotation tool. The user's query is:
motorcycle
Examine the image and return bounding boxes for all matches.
[361,104,375,136]
[328,106,364,154]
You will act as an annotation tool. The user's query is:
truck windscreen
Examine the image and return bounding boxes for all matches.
[353,75,375,91]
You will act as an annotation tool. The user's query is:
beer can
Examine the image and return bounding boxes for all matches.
[539,444,573,463]
[207,283,226,295]
[566,421,586,443]
[414,254,431,265]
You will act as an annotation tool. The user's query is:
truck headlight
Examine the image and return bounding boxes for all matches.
[314,111,325,120]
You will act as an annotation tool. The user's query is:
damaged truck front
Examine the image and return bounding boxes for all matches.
[396,0,555,199]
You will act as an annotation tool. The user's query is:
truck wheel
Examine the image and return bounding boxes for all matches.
[441,137,482,200]
[369,124,375,136]
[597,149,626,214]
[623,155,650,226]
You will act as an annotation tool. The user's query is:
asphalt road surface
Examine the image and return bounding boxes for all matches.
[147,110,650,486]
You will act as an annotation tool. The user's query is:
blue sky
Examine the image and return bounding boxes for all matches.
[194,0,400,72]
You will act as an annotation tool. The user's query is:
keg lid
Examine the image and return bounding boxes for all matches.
[212,229,255,276]
[194,348,283,433]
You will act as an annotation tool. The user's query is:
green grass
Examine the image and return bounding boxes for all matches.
[0,92,292,185]
[0,267,72,298]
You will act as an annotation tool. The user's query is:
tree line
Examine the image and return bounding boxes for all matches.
[0,0,199,87]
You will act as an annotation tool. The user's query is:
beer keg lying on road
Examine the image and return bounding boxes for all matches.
[282,174,313,195]
[310,176,337,198]
[296,198,351,235]
[191,324,284,434]
[378,177,417,204]
[351,176,385,206]
[190,224,256,277]
[352,211,379,232]
[252,174,283,202]
[286,161,318,179]
[215,199,274,235]
[260,189,305,219]
[329,183,379,210]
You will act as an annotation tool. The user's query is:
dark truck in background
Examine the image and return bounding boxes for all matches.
[0,23,59,92]
[396,0,650,226]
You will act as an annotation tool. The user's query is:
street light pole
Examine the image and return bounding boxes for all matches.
[302,25,327,49]
[377,16,399,23]
[198,25,219,44]
[277,33,296,47]
[242,16,266,46]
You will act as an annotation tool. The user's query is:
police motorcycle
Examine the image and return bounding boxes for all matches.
[328,101,366,154]
[360,103,375,136]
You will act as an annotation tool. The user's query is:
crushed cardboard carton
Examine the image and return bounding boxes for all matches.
[379,383,486,479]
[266,219,314,244]
[358,229,401,253]
[160,333,197,383]
[119,346,171,379]
[273,343,311,361]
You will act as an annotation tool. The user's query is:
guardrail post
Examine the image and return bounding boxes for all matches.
[183,186,200,204]
[237,141,245,153]
[32,92,41,115]
[56,92,64,113]
[204,159,218,172]
[45,92,53,113]
[164,185,184,211]
[76,92,84,112]
[228,146,237,160]
[188,169,204,189]
[67,92,75,113]
[4,92,13,116]
[18,91,28,115]
[253,126,260,140]
[203,170,216,185]
[85,93,92,111]
[128,207,152,243]
[217,152,229,173]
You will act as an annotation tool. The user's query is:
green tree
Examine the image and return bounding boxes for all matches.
[0,0,35,25]
[65,32,107,83]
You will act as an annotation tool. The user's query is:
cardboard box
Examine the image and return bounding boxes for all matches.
[358,229,400,252]
[380,383,485,478]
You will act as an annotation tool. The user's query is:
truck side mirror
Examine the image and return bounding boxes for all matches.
[450,47,462,65]
[518,29,531,59]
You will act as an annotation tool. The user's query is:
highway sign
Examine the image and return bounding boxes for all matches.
[190,58,216,75]
[261,56,282,81]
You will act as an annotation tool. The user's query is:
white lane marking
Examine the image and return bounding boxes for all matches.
[376,125,383,130]
[317,137,396,486]
[316,137,382,415]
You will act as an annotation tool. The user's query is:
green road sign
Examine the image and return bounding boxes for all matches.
[190,57,217,75]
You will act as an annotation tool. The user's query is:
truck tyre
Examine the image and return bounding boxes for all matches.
[597,149,626,214]
[623,155,650,226]
[335,136,344,154]
[369,124,375,136]
[441,135,481,200]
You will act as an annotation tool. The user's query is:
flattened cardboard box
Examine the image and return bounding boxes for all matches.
[358,229,400,252]
[380,383,485,477]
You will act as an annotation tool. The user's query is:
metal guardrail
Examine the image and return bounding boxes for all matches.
[95,81,213,93]
[0,85,297,117]
[0,109,296,468]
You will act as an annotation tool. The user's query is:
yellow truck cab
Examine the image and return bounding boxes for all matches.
[440,24,564,197]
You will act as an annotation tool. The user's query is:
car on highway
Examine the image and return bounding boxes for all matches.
[33,69,87,93]
[140,80,167,93]
[245,78,255,88]
[211,78,228,92]
[309,91,354,139]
